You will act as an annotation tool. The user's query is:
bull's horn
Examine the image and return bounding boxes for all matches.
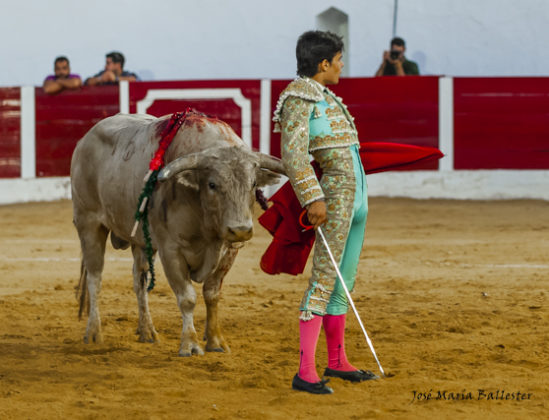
[157,154,202,181]
[256,152,286,175]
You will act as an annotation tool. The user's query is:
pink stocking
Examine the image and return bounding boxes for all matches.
[298,315,323,383]
[323,314,357,371]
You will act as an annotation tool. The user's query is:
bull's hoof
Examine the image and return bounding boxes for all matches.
[178,344,204,357]
[84,319,102,344]
[206,342,231,353]
[136,328,159,343]
[205,333,230,353]
[83,333,103,344]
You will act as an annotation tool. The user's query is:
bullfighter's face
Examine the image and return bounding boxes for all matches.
[323,51,344,85]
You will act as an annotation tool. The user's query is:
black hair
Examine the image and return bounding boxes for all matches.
[391,37,406,48]
[106,51,125,68]
[296,30,344,77]
[54,56,69,65]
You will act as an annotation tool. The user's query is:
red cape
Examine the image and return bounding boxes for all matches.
[258,142,444,275]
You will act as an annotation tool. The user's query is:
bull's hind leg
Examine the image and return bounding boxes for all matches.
[131,245,158,342]
[203,247,238,353]
[76,221,109,344]
[159,255,203,357]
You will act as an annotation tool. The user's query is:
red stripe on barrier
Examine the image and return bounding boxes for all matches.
[1,77,549,179]
[35,86,119,177]
[270,77,440,171]
[0,88,21,177]
[454,77,549,169]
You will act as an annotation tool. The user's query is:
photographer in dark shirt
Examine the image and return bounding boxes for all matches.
[375,37,419,76]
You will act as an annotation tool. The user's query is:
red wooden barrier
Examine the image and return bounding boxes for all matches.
[2,77,548,181]
[35,86,119,177]
[454,78,549,169]
[129,80,262,151]
[270,77,440,170]
[0,88,21,177]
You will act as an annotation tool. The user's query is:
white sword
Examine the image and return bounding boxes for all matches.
[317,226,386,377]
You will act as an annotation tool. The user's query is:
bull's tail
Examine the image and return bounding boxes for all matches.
[75,259,90,320]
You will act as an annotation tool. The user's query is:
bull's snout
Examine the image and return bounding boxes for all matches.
[226,224,253,242]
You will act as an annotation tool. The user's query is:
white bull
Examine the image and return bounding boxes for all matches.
[71,111,284,356]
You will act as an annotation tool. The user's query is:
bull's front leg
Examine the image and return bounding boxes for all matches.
[203,247,238,353]
[159,251,203,357]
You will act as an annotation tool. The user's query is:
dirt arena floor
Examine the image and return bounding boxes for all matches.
[0,198,547,419]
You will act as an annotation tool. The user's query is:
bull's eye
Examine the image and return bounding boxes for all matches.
[252,181,257,189]
[208,182,216,190]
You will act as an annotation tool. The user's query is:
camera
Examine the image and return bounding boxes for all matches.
[390,50,401,60]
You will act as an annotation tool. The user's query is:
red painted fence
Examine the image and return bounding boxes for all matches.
[1,77,548,179]
[454,77,549,169]
[129,80,262,151]
[271,76,439,170]
[0,88,21,178]
[35,86,119,176]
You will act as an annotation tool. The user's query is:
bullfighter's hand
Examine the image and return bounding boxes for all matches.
[307,200,327,229]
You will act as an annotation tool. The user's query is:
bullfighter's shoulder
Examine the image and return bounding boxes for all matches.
[272,78,324,132]
[279,78,324,104]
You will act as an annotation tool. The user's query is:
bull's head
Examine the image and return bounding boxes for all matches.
[158,146,285,243]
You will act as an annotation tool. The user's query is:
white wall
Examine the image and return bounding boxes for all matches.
[1,0,547,87]
[3,170,549,206]
[398,0,549,76]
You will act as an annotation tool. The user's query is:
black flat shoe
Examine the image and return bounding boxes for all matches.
[323,368,379,383]
[292,374,334,394]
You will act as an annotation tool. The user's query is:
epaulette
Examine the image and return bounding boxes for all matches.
[272,77,325,132]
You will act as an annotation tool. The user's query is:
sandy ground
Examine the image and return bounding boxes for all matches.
[0,198,547,419]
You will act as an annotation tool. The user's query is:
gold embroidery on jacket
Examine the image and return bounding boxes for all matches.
[330,120,348,132]
[310,132,358,151]
[325,107,341,119]
[280,96,325,207]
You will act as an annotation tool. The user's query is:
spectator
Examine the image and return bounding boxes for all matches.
[375,37,420,76]
[85,51,139,86]
[43,56,82,94]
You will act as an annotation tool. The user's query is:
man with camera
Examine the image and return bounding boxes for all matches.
[375,37,419,76]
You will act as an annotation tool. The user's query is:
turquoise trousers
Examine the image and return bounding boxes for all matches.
[326,145,368,315]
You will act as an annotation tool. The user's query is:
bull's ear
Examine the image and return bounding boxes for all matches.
[175,170,199,191]
[256,168,281,187]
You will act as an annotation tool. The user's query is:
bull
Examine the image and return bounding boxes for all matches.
[71,111,284,356]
